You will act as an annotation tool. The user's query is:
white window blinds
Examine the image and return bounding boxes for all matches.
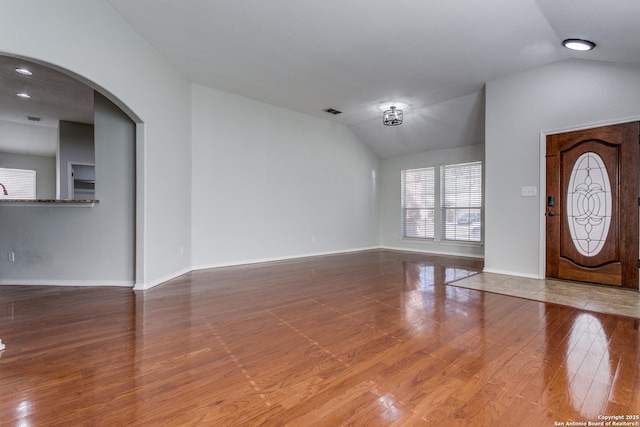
[441,161,482,242]
[0,167,37,200]
[401,167,435,239]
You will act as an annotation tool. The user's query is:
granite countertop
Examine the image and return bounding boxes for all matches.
[0,199,99,206]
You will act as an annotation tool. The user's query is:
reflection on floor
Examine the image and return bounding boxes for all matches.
[1,250,639,424]
[451,272,640,319]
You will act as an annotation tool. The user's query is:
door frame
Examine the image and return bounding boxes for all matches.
[538,115,640,280]
[67,161,95,200]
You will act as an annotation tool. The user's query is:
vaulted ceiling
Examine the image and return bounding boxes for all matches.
[3,1,640,159]
[105,0,640,158]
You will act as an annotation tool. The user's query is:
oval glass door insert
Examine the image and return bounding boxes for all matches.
[566,152,612,257]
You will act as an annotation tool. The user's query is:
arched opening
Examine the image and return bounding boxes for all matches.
[0,54,139,287]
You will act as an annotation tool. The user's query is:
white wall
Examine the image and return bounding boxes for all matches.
[0,119,57,157]
[379,144,485,258]
[191,84,380,268]
[11,5,637,290]
[0,94,135,285]
[58,121,94,200]
[485,59,640,278]
[0,152,55,199]
[0,0,192,288]
[93,92,136,283]
[0,119,58,199]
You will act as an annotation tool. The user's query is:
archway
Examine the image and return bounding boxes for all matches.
[0,54,139,287]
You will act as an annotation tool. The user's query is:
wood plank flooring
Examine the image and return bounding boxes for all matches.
[0,250,639,426]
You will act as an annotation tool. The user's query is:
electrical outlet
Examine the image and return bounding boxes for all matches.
[8,252,15,262]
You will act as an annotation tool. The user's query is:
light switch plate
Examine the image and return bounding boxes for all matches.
[522,186,537,197]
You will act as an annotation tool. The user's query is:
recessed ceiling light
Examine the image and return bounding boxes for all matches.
[16,92,31,99]
[562,39,596,51]
[15,68,33,76]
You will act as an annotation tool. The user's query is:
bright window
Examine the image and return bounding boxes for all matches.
[401,167,435,239]
[0,167,37,199]
[441,161,482,242]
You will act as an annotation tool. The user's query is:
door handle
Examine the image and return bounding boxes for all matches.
[547,211,555,216]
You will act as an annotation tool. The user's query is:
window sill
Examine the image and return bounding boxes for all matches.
[400,237,436,244]
[439,239,484,248]
[399,237,483,247]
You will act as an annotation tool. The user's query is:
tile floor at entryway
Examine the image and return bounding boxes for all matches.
[451,272,640,319]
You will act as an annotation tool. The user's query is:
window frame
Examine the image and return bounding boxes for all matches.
[440,160,483,243]
[400,160,483,244]
[401,167,436,240]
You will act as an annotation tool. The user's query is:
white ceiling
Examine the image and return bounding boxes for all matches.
[103,0,640,158]
[2,1,639,159]
[0,55,93,156]
[0,56,94,128]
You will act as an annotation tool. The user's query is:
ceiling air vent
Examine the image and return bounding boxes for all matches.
[27,116,42,122]
[323,108,342,115]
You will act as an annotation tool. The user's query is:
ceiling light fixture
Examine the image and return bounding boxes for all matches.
[16,92,31,99]
[562,38,596,51]
[15,68,33,76]
[383,106,403,126]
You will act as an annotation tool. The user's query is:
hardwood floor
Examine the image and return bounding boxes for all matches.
[1,250,638,426]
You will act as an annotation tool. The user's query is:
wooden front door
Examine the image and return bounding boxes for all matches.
[546,122,639,288]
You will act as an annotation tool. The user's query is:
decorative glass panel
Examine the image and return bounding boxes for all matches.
[566,152,611,257]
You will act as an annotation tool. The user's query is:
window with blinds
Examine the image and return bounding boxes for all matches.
[441,161,482,242]
[401,167,435,239]
[0,167,36,200]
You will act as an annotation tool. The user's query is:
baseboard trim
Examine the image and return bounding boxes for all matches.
[134,267,192,291]
[191,246,381,273]
[2,247,485,291]
[0,279,133,287]
[380,245,484,259]
[137,247,380,291]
